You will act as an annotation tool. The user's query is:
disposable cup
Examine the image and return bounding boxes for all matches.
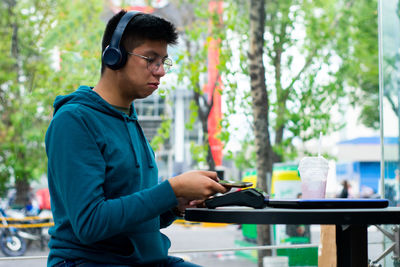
[298,156,329,199]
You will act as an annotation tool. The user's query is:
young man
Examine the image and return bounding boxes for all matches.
[45,10,227,267]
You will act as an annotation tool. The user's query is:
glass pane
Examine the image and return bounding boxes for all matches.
[379,1,400,266]
[380,0,400,206]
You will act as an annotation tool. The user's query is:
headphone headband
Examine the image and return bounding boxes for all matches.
[103,11,143,70]
[109,11,141,51]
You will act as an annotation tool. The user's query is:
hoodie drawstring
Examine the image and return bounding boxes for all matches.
[123,119,140,168]
[124,117,154,169]
[135,120,154,168]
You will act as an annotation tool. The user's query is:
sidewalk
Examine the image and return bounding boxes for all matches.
[162,223,257,267]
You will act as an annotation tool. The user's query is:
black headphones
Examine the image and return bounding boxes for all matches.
[102,11,142,70]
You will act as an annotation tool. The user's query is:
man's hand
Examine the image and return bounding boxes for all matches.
[172,197,201,217]
[168,170,228,201]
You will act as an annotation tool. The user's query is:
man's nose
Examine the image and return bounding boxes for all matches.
[153,64,166,77]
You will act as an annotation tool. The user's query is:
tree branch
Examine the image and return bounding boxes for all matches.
[283,0,356,92]
[384,90,398,115]
[205,73,221,118]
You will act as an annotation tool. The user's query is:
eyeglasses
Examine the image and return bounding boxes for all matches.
[127,52,173,73]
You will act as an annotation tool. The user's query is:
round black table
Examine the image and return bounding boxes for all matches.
[185,207,400,267]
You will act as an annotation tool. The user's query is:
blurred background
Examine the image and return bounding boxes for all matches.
[1,0,400,266]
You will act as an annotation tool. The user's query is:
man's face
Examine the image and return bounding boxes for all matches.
[117,39,168,100]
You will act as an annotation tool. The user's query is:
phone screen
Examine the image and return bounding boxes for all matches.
[219,180,253,188]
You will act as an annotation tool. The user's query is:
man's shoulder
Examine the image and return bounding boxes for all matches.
[54,102,93,119]
[49,104,96,132]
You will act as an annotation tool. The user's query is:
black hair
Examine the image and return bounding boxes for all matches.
[101,10,178,74]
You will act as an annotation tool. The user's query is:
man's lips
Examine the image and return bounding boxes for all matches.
[148,82,159,89]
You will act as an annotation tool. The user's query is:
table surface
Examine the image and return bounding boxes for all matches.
[185,207,400,225]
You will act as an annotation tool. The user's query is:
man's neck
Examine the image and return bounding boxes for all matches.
[93,75,131,108]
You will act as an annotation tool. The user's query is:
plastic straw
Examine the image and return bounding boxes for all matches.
[318,132,322,157]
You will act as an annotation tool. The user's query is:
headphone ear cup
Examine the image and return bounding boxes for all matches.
[102,45,127,70]
[103,46,123,70]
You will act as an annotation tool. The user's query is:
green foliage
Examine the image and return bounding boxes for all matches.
[0,0,56,194]
[173,0,236,168]
[218,0,378,163]
[151,117,172,151]
[0,0,104,196]
[332,0,379,130]
[224,136,257,171]
[0,0,380,195]
[184,100,198,131]
[189,141,209,168]
[42,0,104,97]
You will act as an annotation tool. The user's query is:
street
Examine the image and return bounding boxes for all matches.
[0,223,394,266]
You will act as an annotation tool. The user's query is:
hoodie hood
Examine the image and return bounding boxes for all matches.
[52,85,153,168]
[53,85,138,120]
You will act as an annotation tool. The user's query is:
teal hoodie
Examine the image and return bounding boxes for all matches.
[45,86,178,266]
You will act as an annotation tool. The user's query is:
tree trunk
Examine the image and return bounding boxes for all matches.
[194,89,217,171]
[9,0,31,208]
[249,0,273,266]
[206,143,216,171]
[14,179,31,208]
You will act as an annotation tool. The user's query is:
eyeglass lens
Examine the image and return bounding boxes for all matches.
[149,58,172,73]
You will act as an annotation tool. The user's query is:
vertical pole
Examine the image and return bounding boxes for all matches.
[336,225,368,267]
[174,91,185,164]
[378,0,385,199]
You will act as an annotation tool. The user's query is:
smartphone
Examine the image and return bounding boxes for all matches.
[218,180,253,188]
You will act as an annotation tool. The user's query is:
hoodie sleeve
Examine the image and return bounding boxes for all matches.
[46,106,178,244]
[159,210,177,229]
